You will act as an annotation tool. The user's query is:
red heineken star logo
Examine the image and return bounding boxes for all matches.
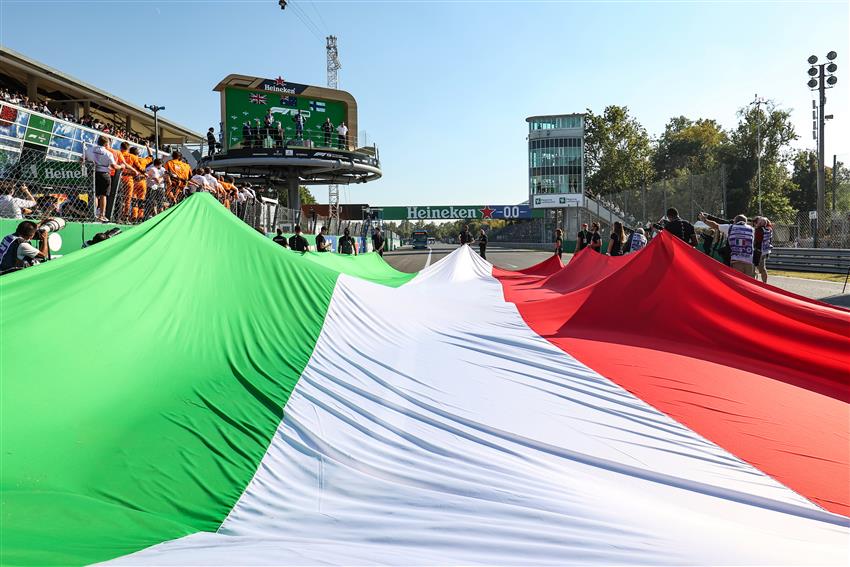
[274,76,286,87]
[480,205,495,219]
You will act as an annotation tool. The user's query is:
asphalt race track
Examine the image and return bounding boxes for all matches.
[383,244,849,304]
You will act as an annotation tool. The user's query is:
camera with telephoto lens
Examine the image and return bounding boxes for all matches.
[35,217,66,239]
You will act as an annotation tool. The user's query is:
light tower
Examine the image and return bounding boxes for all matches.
[327,35,342,232]
[807,51,838,248]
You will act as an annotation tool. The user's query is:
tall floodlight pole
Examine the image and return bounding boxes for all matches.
[144,104,165,159]
[807,51,838,248]
[751,95,766,216]
[327,36,342,233]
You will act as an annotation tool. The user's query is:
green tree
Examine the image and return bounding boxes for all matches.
[584,105,653,195]
[720,99,797,215]
[299,186,317,205]
[652,116,727,177]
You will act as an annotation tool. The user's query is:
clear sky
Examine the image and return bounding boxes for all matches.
[1,0,847,207]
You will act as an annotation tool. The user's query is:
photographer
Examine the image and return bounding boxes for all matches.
[0,220,49,275]
[0,183,36,219]
[662,208,698,247]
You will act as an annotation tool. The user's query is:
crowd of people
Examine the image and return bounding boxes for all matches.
[562,207,773,282]
[1,87,157,148]
[238,110,350,152]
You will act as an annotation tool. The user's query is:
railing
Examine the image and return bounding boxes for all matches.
[218,123,377,156]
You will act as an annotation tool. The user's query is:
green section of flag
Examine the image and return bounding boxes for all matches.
[0,194,412,566]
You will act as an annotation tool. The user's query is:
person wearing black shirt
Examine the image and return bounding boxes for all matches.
[338,227,357,255]
[206,128,216,157]
[663,207,698,246]
[288,225,309,252]
[575,223,590,253]
[589,223,602,252]
[321,118,334,147]
[459,224,472,246]
[242,121,252,149]
[315,226,329,252]
[553,228,563,259]
[372,227,385,256]
[478,228,488,259]
[607,221,626,256]
[272,227,288,248]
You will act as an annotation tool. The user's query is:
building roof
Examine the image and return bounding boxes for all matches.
[0,46,203,143]
[525,113,585,122]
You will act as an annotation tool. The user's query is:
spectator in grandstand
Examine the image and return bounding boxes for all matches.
[459,224,472,246]
[554,228,563,259]
[0,220,48,275]
[372,226,386,256]
[272,228,289,248]
[0,183,36,219]
[32,194,60,218]
[289,225,309,252]
[478,228,488,260]
[338,227,357,255]
[145,158,167,217]
[316,225,330,252]
[84,135,125,221]
[337,121,348,150]
[589,223,602,252]
[624,227,647,254]
[207,128,217,157]
[607,221,626,256]
[663,208,698,246]
[292,111,305,141]
[699,213,755,277]
[575,223,590,253]
[753,216,773,283]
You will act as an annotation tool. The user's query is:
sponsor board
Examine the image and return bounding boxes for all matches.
[380,205,537,221]
[531,193,584,208]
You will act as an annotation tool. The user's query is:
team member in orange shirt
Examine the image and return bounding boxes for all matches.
[104,141,135,221]
[127,145,153,219]
[164,151,190,204]
[219,176,239,209]
[118,142,142,220]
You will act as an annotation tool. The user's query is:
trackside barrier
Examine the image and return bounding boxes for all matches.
[766,248,850,275]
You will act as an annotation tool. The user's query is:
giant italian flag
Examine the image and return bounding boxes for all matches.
[1,193,848,565]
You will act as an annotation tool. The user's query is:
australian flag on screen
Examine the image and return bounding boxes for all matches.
[280,96,297,107]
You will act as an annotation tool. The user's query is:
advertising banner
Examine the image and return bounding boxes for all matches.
[380,205,538,221]
[531,193,584,208]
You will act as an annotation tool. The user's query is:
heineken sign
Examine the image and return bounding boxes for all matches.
[29,160,88,185]
[381,205,536,221]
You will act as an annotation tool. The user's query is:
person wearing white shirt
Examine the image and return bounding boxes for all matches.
[0,184,36,219]
[145,158,167,216]
[336,121,348,149]
[83,135,124,221]
[186,169,210,196]
[202,168,223,198]
[700,213,756,277]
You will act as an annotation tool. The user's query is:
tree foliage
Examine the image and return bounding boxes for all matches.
[584,105,654,195]
[652,116,727,177]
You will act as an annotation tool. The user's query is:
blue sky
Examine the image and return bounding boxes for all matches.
[1,0,847,206]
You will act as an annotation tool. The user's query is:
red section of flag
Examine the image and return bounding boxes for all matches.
[495,232,850,517]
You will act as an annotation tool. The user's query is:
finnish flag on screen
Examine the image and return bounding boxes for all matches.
[309,101,326,112]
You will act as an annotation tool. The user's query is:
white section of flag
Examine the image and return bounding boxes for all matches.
[110,247,848,566]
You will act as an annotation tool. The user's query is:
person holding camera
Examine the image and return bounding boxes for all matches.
[0,220,49,275]
[0,183,36,219]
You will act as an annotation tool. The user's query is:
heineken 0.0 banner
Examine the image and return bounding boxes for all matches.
[380,205,540,221]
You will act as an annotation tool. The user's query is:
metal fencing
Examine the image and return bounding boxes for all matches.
[0,147,309,234]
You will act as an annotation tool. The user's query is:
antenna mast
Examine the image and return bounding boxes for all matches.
[326,35,342,232]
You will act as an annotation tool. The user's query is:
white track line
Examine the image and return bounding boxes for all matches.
[424,247,433,269]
